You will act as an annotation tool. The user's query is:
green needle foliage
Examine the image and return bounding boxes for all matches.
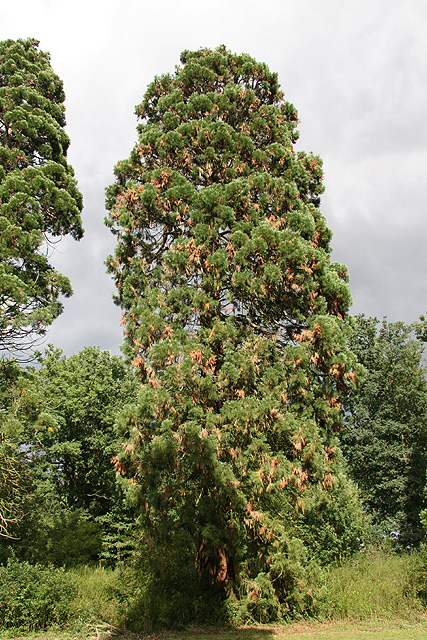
[0,38,83,357]
[106,46,363,623]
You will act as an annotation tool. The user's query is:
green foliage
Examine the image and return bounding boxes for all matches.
[318,551,424,621]
[29,346,137,518]
[0,346,139,565]
[67,564,123,628]
[0,38,83,356]
[28,509,103,568]
[109,558,202,630]
[106,46,363,623]
[414,313,427,344]
[0,553,424,634]
[412,543,427,605]
[341,315,427,545]
[0,433,30,538]
[0,357,33,538]
[0,558,77,631]
[298,472,370,566]
[231,538,324,624]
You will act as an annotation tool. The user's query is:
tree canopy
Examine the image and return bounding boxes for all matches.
[341,315,427,545]
[105,46,363,622]
[0,38,83,357]
[0,346,139,565]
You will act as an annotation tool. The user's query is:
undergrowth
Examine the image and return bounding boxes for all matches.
[0,559,76,632]
[1,549,426,634]
[318,550,425,621]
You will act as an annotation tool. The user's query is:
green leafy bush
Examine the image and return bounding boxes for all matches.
[231,536,325,624]
[0,558,77,631]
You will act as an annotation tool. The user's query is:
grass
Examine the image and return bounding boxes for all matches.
[2,550,426,640]
[67,564,123,626]
[4,618,427,640]
[318,550,424,621]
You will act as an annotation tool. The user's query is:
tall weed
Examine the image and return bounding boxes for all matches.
[67,565,122,627]
[318,551,423,621]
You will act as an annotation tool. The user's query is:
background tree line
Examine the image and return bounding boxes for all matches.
[1,39,427,627]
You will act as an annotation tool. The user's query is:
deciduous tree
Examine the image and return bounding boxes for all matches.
[0,347,139,565]
[341,315,427,545]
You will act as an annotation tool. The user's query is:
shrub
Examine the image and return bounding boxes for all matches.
[0,558,77,631]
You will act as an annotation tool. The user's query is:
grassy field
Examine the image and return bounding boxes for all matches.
[5,617,427,640]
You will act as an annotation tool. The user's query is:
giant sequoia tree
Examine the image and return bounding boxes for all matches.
[106,47,362,621]
[0,38,83,356]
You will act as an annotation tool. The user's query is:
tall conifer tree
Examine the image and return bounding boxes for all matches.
[106,47,362,621]
[0,38,83,356]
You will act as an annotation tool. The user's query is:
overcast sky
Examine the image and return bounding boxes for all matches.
[2,0,427,357]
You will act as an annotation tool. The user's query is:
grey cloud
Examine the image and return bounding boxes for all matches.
[2,0,427,356]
